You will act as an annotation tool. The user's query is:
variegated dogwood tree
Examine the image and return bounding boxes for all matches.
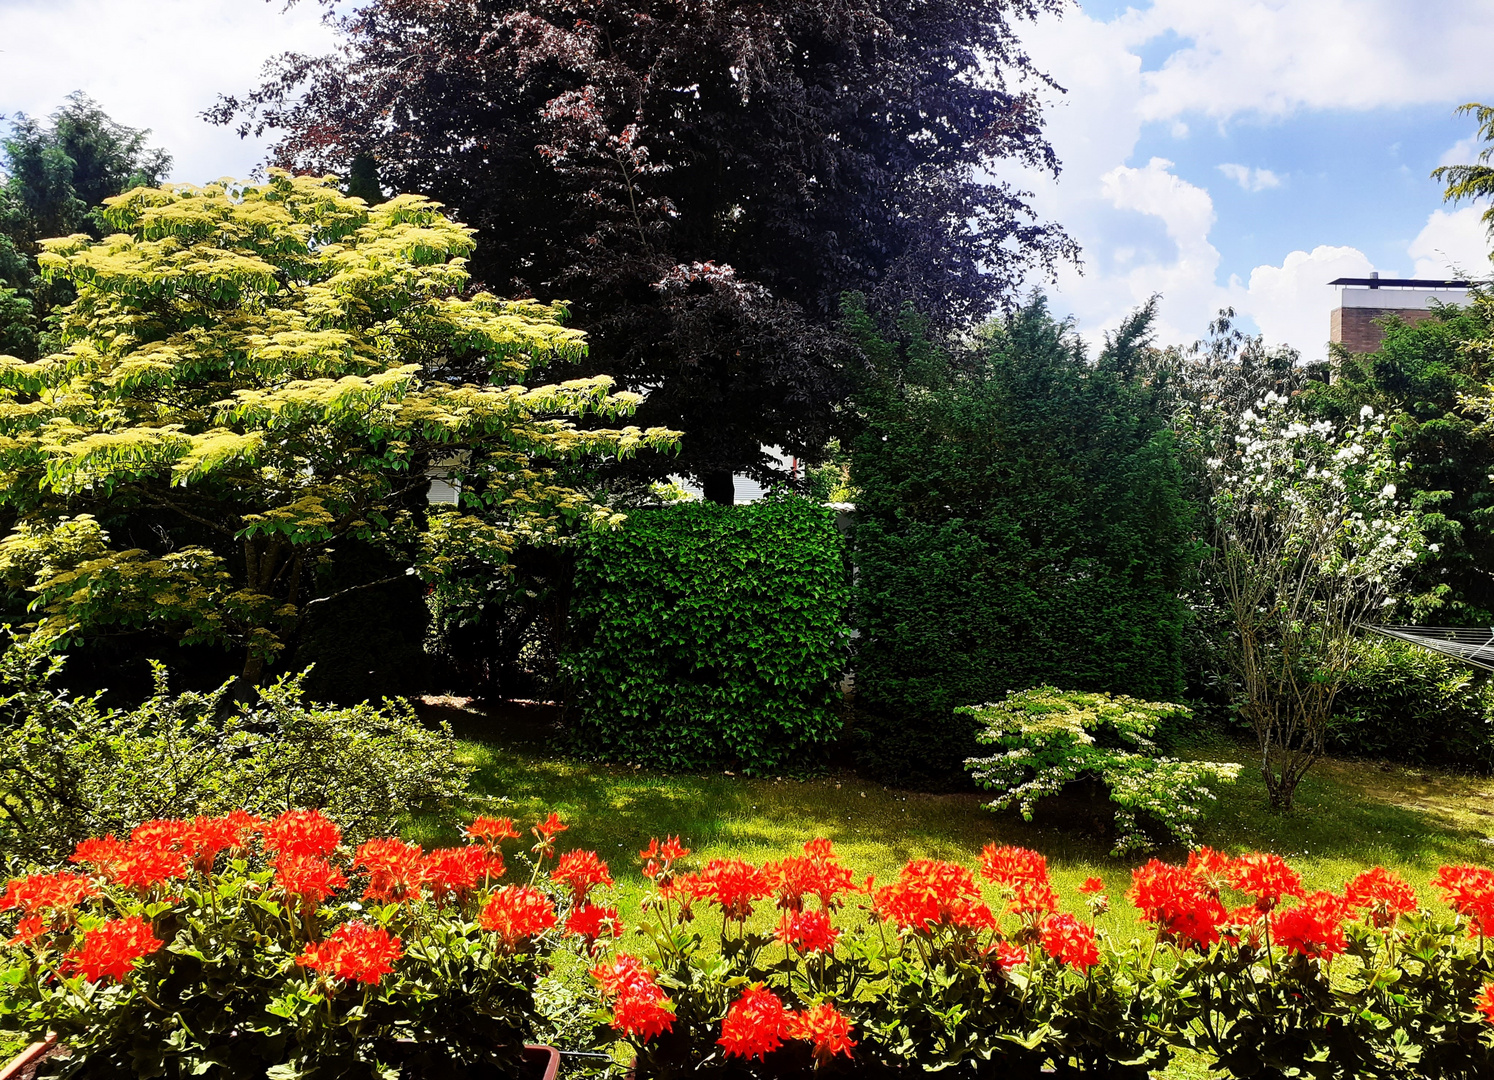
[0,172,678,683]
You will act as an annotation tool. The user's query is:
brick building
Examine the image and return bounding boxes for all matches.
[1329,273,1469,353]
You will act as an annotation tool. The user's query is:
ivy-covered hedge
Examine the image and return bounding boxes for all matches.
[562,495,850,773]
[846,298,1197,787]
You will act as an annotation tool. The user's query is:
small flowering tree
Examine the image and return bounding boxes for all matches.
[1197,394,1423,810]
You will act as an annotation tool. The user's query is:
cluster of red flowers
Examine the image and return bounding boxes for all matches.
[479,885,558,946]
[874,859,995,932]
[775,909,839,954]
[1229,853,1305,912]
[1344,867,1419,930]
[591,954,675,1039]
[690,859,773,921]
[552,850,614,906]
[354,839,427,903]
[639,835,691,881]
[1129,858,1230,950]
[1038,914,1100,972]
[61,916,163,982]
[297,921,403,986]
[717,984,855,1063]
[1432,864,1494,936]
[980,845,1059,918]
[765,837,858,912]
[1270,891,1350,959]
[567,904,623,949]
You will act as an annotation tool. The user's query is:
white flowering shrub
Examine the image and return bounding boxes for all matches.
[962,688,1240,854]
[1199,392,1424,809]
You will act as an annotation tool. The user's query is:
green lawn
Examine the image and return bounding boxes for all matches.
[416,697,1494,940]
[410,698,1494,1078]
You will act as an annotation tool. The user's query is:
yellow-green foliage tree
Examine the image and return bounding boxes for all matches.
[0,171,678,682]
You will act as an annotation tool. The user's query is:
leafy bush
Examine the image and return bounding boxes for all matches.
[846,298,1197,787]
[0,640,471,863]
[0,808,581,1078]
[562,494,850,773]
[578,836,1494,1078]
[1328,636,1494,772]
[962,688,1240,854]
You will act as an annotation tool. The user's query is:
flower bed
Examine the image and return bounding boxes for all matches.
[2,811,1493,1078]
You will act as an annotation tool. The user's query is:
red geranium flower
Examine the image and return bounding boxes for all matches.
[8,915,45,947]
[1039,913,1100,972]
[182,813,261,871]
[786,1001,856,1065]
[423,846,503,898]
[1344,867,1418,929]
[591,955,674,1040]
[1271,891,1350,959]
[1432,864,1494,935]
[130,819,190,850]
[297,921,402,986]
[479,885,556,945]
[1476,984,1494,1024]
[1079,877,1106,894]
[1007,878,1059,918]
[775,908,840,954]
[1129,859,1228,949]
[719,984,791,1060]
[108,841,188,892]
[70,835,127,874]
[639,835,691,881]
[1229,853,1304,912]
[566,903,623,945]
[692,859,772,921]
[263,810,341,860]
[353,838,426,904]
[467,816,522,844]
[533,812,568,840]
[62,916,163,982]
[994,940,1028,972]
[0,872,96,915]
[274,855,348,905]
[766,837,857,911]
[1187,848,1234,894]
[980,845,1049,887]
[552,850,614,906]
[874,859,991,933]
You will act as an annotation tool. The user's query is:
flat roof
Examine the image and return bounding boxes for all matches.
[1329,277,1470,288]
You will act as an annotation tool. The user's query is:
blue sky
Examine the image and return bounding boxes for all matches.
[1,0,1492,360]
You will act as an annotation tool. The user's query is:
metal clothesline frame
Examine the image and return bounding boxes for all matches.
[1362,625,1494,672]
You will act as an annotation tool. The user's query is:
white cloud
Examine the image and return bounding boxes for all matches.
[1120,0,1494,122]
[0,0,338,185]
[1408,206,1492,279]
[1217,163,1282,192]
[1240,246,1376,361]
[1439,135,1483,169]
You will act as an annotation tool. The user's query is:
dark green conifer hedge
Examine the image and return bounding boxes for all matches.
[846,297,1197,786]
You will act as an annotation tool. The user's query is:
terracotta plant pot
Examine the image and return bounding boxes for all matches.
[0,1036,57,1080]
[522,1044,561,1080]
[0,1039,557,1080]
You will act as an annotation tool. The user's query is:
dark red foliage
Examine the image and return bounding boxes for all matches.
[212,0,1075,490]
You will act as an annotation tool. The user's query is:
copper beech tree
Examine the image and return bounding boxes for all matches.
[0,172,678,683]
[213,0,1076,499]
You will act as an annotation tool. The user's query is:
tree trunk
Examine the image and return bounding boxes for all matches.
[702,470,735,505]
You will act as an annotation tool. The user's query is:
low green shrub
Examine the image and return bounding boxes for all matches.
[962,688,1240,854]
[562,494,850,774]
[0,639,471,863]
[1328,637,1494,772]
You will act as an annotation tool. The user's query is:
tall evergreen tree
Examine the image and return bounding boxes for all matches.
[213,0,1076,498]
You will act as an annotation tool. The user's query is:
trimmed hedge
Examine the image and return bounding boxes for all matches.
[1329,636,1494,773]
[846,298,1196,786]
[562,494,850,773]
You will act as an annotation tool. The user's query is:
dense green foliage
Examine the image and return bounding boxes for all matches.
[1329,637,1494,773]
[846,298,1196,786]
[963,688,1239,854]
[0,94,172,361]
[0,172,677,684]
[0,640,470,863]
[1432,103,1494,239]
[562,495,850,773]
[1299,301,1494,623]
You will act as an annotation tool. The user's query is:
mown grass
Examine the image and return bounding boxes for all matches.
[409,699,1494,1079]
